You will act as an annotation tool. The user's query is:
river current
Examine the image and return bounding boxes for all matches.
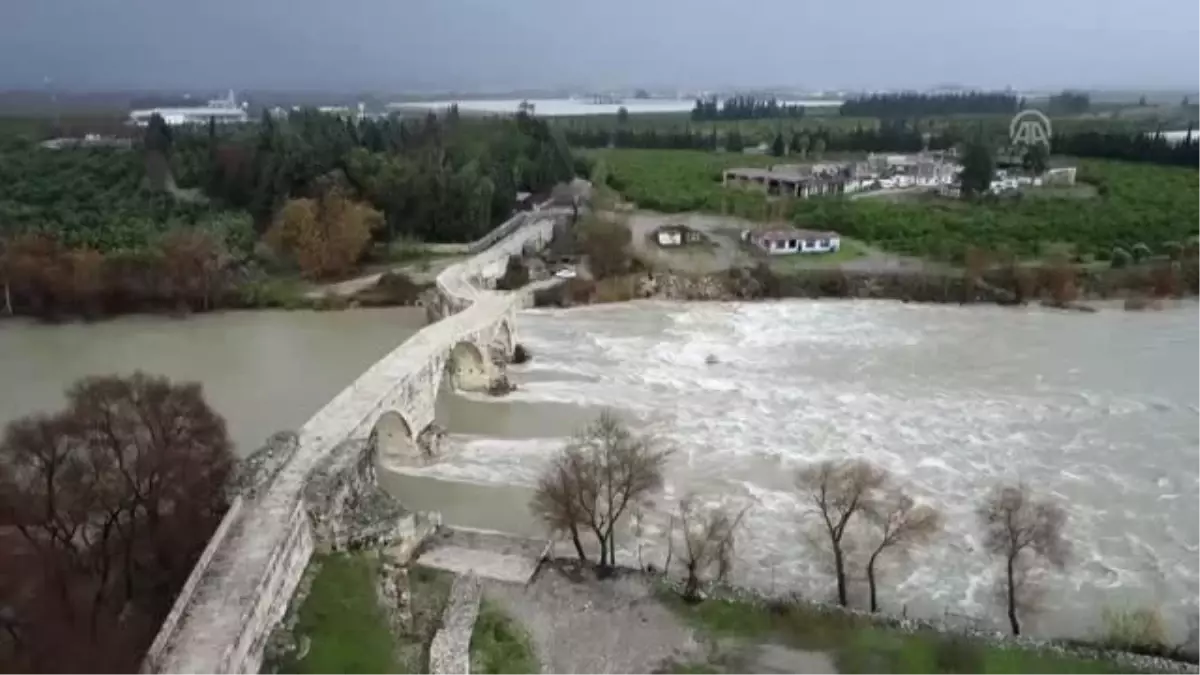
[396,299,1200,638]
[2,300,1195,639]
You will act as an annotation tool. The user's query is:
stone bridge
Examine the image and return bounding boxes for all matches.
[140,205,570,674]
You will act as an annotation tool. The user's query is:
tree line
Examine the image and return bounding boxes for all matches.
[1048,91,1091,115]
[532,411,1076,637]
[0,107,575,319]
[840,91,1021,118]
[564,120,949,155]
[691,95,808,121]
[0,373,234,672]
[1053,127,1198,167]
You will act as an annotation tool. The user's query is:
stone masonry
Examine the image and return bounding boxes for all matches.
[429,574,484,675]
[140,201,576,674]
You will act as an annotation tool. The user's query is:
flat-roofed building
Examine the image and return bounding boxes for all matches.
[742,227,842,255]
[723,166,848,198]
[128,90,249,127]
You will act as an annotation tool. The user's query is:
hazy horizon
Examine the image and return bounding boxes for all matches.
[4,0,1197,93]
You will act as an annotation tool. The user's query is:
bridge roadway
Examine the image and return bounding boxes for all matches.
[142,208,566,674]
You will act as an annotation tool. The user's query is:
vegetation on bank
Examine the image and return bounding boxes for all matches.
[585,149,1199,263]
[660,593,1134,674]
[278,553,402,674]
[0,373,234,673]
[0,108,572,320]
[469,600,540,674]
[530,412,1195,670]
[274,557,454,674]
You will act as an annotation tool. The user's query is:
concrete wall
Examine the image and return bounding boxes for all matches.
[142,205,567,674]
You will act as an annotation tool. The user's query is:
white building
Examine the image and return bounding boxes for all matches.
[743,228,841,255]
[128,90,249,127]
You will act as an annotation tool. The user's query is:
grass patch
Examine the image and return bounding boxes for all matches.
[660,593,1135,674]
[667,662,720,672]
[396,566,455,672]
[469,599,539,674]
[279,553,399,674]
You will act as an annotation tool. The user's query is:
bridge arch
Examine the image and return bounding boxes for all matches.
[446,341,489,391]
[371,410,416,466]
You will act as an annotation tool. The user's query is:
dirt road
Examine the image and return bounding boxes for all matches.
[304,255,465,299]
[622,211,756,274]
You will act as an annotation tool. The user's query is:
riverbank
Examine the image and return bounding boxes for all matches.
[652,571,1199,674]
[531,260,1199,310]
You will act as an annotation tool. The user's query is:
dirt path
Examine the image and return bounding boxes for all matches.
[303,255,466,299]
[621,211,757,274]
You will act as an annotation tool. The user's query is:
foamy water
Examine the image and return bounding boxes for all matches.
[409,300,1199,637]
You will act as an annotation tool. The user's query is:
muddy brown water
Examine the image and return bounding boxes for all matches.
[3,300,1196,642]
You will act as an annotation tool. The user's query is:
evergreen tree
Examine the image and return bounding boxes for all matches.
[959,141,995,197]
[1021,143,1049,175]
[771,132,786,157]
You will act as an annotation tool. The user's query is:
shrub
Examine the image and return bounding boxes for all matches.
[469,600,538,675]
[593,275,637,303]
[1163,240,1184,261]
[1131,242,1152,263]
[576,216,633,280]
[1100,605,1167,652]
[265,188,382,279]
[1110,247,1132,269]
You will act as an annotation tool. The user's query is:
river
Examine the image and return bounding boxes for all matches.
[0,307,430,454]
[390,299,1200,640]
[1,300,1196,639]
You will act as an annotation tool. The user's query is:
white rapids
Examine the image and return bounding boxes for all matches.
[401,299,1200,639]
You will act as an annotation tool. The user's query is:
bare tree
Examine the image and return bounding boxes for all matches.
[0,372,233,672]
[863,489,943,613]
[530,410,670,574]
[530,450,591,563]
[673,496,751,602]
[796,459,887,607]
[977,482,1069,636]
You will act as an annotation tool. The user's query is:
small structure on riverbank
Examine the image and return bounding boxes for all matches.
[743,228,841,255]
[652,223,707,248]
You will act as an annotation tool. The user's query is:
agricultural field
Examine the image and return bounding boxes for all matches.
[586,148,1200,262]
[0,142,252,253]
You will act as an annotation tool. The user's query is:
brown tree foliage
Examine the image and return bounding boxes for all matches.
[530,410,670,573]
[796,458,887,607]
[574,216,633,281]
[0,373,234,673]
[159,228,225,310]
[1149,260,1183,298]
[673,495,750,602]
[265,189,382,279]
[0,230,228,320]
[863,489,943,613]
[1039,254,1080,305]
[976,482,1069,636]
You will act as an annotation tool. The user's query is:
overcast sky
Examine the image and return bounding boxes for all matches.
[3,0,1197,92]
